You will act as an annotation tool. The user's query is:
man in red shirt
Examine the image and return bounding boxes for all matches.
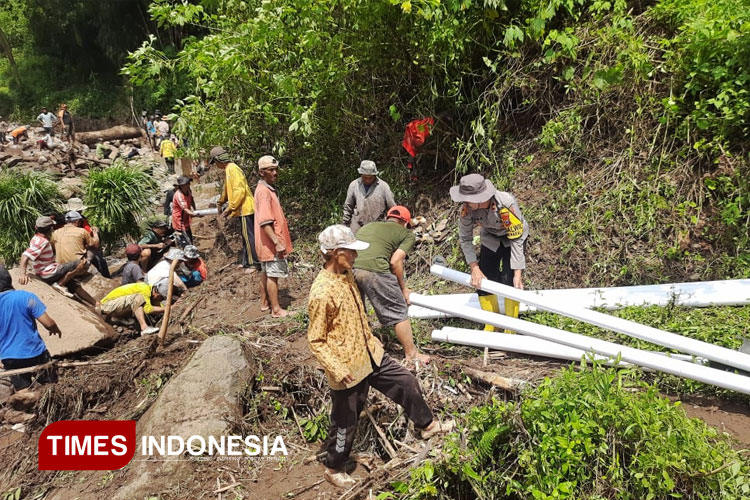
[171,176,200,246]
[254,155,293,317]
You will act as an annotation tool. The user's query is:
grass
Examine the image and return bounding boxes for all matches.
[0,171,62,267]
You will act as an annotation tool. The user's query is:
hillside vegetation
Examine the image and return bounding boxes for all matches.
[121,0,749,287]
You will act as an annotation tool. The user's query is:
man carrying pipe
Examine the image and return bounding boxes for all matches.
[449,174,529,331]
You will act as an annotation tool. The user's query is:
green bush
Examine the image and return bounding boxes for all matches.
[0,171,62,267]
[400,364,750,499]
[83,162,158,249]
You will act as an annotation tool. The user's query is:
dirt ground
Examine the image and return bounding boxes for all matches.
[1,159,749,499]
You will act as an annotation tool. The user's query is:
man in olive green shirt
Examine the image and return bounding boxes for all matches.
[353,206,430,365]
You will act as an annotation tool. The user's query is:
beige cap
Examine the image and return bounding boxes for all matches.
[258,155,279,170]
[318,225,370,254]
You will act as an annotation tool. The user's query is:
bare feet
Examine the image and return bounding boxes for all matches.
[271,308,289,318]
[421,418,455,439]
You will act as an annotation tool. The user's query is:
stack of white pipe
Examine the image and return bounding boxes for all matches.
[408,278,750,319]
[409,265,750,395]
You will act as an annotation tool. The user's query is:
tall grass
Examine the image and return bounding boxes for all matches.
[0,172,62,267]
[83,162,158,248]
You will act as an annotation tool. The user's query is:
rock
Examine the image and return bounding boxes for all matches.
[59,176,84,198]
[112,336,252,500]
[7,268,117,356]
[80,274,118,300]
[7,390,40,411]
[3,157,22,168]
[3,409,35,424]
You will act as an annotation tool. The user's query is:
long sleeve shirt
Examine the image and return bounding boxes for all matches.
[342,177,396,233]
[218,162,254,217]
[307,268,384,390]
[458,191,530,270]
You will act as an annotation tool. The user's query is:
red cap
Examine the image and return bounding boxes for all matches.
[125,243,142,257]
[387,205,411,224]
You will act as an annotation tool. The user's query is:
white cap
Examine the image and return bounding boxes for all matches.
[318,224,369,253]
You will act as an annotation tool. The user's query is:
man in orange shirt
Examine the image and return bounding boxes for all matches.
[254,155,292,317]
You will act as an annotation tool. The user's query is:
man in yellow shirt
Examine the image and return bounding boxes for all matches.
[210,146,259,273]
[99,279,172,336]
[159,136,177,174]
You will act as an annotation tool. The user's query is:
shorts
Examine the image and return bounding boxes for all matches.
[353,269,408,326]
[260,259,288,278]
[41,260,82,292]
[101,294,147,317]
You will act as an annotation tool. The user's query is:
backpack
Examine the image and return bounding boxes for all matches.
[163,189,175,216]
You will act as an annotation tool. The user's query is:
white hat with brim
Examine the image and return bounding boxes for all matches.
[319,224,370,254]
[64,197,89,212]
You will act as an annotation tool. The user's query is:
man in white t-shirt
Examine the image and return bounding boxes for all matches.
[146,248,188,292]
[37,107,57,136]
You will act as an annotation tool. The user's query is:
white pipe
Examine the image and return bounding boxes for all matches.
[411,293,750,395]
[409,275,750,319]
[430,265,750,373]
[433,327,708,365]
[194,208,219,216]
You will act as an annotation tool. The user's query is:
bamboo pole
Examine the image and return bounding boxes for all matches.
[157,258,180,348]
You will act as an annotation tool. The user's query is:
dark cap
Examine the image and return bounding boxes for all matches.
[174,176,192,186]
[209,146,229,164]
[149,218,169,228]
[0,264,12,293]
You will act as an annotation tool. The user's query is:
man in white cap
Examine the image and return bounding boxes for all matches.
[342,160,396,233]
[254,155,292,317]
[308,225,453,488]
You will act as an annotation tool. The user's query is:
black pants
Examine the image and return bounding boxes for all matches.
[240,214,260,269]
[176,228,193,247]
[2,350,56,390]
[165,158,175,174]
[88,248,111,278]
[477,244,512,296]
[325,354,433,470]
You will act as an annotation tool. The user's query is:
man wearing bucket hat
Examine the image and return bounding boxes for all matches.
[353,205,430,366]
[254,155,292,317]
[342,160,396,233]
[450,173,529,331]
[308,225,453,488]
[181,245,207,288]
[210,146,260,273]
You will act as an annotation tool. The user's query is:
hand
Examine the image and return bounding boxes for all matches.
[341,372,355,385]
[513,271,524,290]
[19,273,30,285]
[274,242,286,258]
[221,209,230,219]
[402,287,412,305]
[47,325,62,338]
[470,266,486,288]
[156,242,166,250]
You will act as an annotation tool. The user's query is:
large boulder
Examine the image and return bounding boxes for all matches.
[59,176,84,198]
[111,336,252,500]
[8,269,117,356]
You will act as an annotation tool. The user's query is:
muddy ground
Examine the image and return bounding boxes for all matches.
[0,155,749,500]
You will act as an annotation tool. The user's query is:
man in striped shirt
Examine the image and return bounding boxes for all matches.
[18,216,97,307]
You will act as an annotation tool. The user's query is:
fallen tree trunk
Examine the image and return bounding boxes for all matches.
[75,126,145,145]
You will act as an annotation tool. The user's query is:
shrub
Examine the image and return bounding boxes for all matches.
[400,363,750,499]
[0,172,62,267]
[83,162,158,249]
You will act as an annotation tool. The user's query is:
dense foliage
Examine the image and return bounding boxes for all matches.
[397,364,750,499]
[82,163,158,249]
[0,172,62,267]
[121,0,750,284]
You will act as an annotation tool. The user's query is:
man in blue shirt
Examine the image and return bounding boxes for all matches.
[0,265,61,390]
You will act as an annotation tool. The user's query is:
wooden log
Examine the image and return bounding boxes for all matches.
[157,258,180,348]
[75,126,145,145]
[462,366,527,391]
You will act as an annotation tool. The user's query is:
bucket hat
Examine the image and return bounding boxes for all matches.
[449,174,496,203]
[357,160,379,176]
